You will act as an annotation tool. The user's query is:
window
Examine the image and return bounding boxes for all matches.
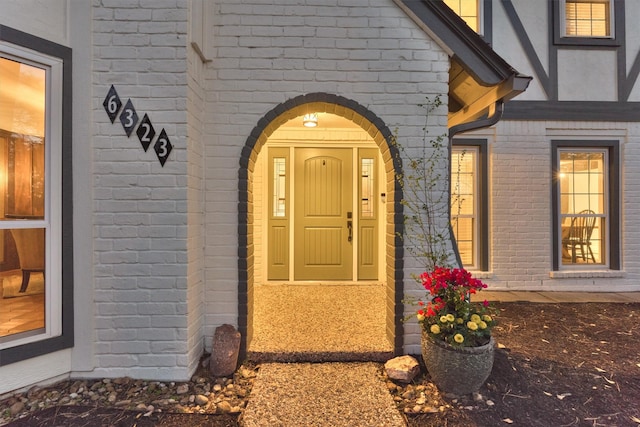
[555,0,619,46]
[451,141,487,271]
[552,141,619,270]
[0,26,72,366]
[564,0,611,37]
[444,0,481,33]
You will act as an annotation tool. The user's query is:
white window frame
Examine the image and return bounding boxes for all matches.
[0,42,63,350]
[560,0,614,39]
[557,148,609,269]
[451,146,479,270]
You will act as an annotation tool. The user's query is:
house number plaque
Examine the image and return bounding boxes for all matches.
[102,85,173,166]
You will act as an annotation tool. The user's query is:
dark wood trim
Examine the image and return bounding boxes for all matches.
[551,140,620,271]
[501,1,553,98]
[504,100,640,121]
[452,139,488,271]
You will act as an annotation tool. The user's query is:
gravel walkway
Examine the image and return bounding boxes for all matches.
[241,362,406,427]
[249,283,393,362]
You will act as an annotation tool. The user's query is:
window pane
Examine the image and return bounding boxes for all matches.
[273,158,286,217]
[361,158,374,218]
[451,147,478,268]
[565,0,611,37]
[444,0,479,32]
[559,150,606,265]
[0,228,46,339]
[0,57,47,340]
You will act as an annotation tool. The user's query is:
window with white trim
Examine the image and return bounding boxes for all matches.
[0,26,72,365]
[451,141,487,271]
[552,141,619,270]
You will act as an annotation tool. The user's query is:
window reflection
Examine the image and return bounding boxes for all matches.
[560,151,606,265]
[0,57,46,339]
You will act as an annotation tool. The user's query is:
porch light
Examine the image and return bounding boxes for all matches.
[302,113,318,127]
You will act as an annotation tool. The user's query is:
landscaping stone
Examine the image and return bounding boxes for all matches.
[210,324,241,377]
[384,355,421,383]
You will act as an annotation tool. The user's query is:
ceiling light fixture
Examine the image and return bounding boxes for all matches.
[302,113,318,127]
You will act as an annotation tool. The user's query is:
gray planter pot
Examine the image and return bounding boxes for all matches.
[421,331,495,395]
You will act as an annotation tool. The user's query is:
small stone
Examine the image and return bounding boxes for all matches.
[412,405,422,413]
[217,401,232,413]
[486,399,495,407]
[69,392,78,399]
[9,401,25,416]
[195,394,209,406]
[213,384,222,392]
[108,392,117,403]
[135,403,147,412]
[401,390,415,400]
[176,384,189,395]
[385,355,421,383]
[230,406,242,414]
[473,392,483,402]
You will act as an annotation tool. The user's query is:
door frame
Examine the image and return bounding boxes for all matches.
[238,93,404,358]
[266,145,382,282]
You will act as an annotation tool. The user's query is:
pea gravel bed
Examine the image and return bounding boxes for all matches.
[241,362,406,427]
[249,283,393,362]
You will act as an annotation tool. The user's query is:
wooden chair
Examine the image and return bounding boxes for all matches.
[562,210,597,264]
[9,228,45,293]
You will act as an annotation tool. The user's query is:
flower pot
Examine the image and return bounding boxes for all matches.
[421,331,494,395]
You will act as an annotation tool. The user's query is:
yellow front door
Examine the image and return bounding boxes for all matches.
[294,148,353,280]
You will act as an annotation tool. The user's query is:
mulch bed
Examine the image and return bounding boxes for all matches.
[4,302,639,427]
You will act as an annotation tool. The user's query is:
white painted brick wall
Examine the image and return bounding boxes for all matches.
[462,120,640,292]
[205,0,450,355]
[92,0,192,380]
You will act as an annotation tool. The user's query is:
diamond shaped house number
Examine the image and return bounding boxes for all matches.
[136,114,155,152]
[154,129,172,167]
[103,85,122,123]
[119,99,139,137]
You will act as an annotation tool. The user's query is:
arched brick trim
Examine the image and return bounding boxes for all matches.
[238,93,404,357]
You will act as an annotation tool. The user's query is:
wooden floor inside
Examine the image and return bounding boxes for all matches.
[0,293,45,338]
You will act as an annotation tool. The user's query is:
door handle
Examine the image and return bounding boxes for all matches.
[347,220,353,242]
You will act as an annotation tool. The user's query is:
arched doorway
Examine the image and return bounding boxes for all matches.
[238,94,403,360]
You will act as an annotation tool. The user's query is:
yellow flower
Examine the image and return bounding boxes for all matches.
[446,313,455,322]
[417,313,425,322]
[478,321,488,330]
[456,318,464,324]
[454,334,464,343]
[470,314,481,323]
[482,314,493,322]
[430,324,441,334]
[467,321,478,331]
